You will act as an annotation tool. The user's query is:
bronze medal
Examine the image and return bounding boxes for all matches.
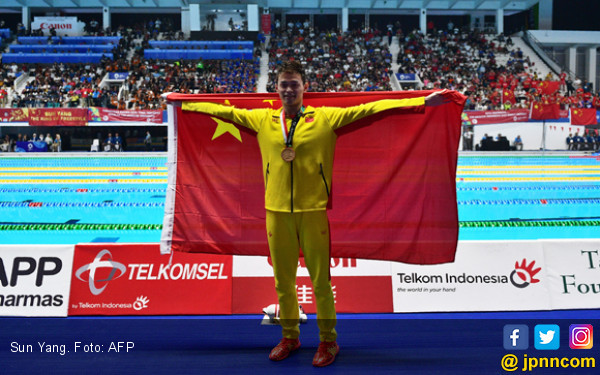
[281,147,296,162]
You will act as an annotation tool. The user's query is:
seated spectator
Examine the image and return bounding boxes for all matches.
[44,133,53,147]
[585,131,595,151]
[566,133,574,150]
[114,132,123,151]
[104,133,115,151]
[573,132,584,151]
[51,134,61,152]
[514,135,523,151]
[1,135,11,152]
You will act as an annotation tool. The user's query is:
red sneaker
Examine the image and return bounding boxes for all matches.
[312,341,339,367]
[269,338,300,361]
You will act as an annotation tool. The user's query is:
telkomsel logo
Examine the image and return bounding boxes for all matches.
[504,324,529,350]
[510,259,541,288]
[75,250,127,295]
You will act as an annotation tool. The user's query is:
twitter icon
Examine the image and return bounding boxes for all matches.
[535,325,560,350]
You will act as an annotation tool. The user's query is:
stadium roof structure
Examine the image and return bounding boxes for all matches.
[1,0,539,11]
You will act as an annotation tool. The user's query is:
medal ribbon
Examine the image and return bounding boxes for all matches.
[280,106,304,147]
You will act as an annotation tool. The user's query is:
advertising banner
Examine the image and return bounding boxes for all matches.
[15,141,48,152]
[462,109,530,125]
[107,72,129,80]
[69,244,232,315]
[0,245,74,317]
[28,108,88,126]
[261,14,271,34]
[0,108,29,122]
[31,17,86,36]
[396,73,417,81]
[542,240,600,310]
[232,256,393,314]
[88,107,163,123]
[392,241,550,312]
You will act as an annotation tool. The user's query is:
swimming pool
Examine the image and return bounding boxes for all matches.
[1,152,598,244]
[0,154,167,244]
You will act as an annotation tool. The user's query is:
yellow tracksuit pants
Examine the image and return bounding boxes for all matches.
[266,210,337,342]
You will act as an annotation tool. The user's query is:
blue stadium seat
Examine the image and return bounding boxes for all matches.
[2,53,113,63]
[148,41,253,50]
[17,36,121,45]
[143,49,253,60]
[10,44,115,53]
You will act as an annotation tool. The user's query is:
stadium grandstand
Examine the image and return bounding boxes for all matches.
[0,0,599,152]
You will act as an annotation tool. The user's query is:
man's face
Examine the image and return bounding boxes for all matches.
[277,72,307,110]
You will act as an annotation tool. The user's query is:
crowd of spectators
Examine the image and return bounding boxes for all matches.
[11,61,112,108]
[0,64,18,106]
[395,28,600,111]
[1,21,260,109]
[1,20,599,111]
[566,130,600,151]
[113,58,258,111]
[266,25,393,92]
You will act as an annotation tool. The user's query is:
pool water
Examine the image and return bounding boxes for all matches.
[1,153,599,244]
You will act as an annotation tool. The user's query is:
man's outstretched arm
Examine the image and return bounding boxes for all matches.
[182,101,265,132]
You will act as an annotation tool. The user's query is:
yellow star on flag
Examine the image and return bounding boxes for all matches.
[211,117,242,142]
[263,99,276,106]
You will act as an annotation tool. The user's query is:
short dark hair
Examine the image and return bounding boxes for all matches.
[277,60,306,84]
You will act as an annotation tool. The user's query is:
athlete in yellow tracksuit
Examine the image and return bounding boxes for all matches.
[183,61,441,367]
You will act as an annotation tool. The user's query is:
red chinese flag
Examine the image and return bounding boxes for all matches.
[161,91,465,265]
[570,108,598,125]
[530,102,561,120]
[537,81,560,95]
[502,89,516,104]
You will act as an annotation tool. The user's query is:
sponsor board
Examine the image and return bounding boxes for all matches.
[88,107,163,123]
[0,108,29,122]
[28,108,88,126]
[232,256,393,314]
[233,255,391,277]
[463,109,530,125]
[69,244,232,315]
[542,240,600,310]
[31,17,85,36]
[392,241,550,312]
[0,245,74,317]
[396,73,417,81]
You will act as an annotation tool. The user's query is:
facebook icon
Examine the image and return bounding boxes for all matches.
[504,325,529,350]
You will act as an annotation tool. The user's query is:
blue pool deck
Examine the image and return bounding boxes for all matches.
[1,152,599,244]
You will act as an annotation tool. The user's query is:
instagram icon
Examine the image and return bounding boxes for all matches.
[569,324,593,349]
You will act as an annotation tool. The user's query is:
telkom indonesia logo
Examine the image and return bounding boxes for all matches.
[75,250,127,295]
[510,259,541,288]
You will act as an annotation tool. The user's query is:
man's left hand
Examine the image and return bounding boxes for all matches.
[425,89,450,107]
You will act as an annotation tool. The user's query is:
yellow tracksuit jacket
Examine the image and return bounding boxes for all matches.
[182,97,425,212]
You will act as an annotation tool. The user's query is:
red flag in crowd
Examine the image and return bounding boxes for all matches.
[161,91,465,265]
[502,89,516,104]
[537,81,560,95]
[530,102,561,120]
[570,108,598,125]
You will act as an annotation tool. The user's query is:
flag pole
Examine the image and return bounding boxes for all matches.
[541,120,547,154]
